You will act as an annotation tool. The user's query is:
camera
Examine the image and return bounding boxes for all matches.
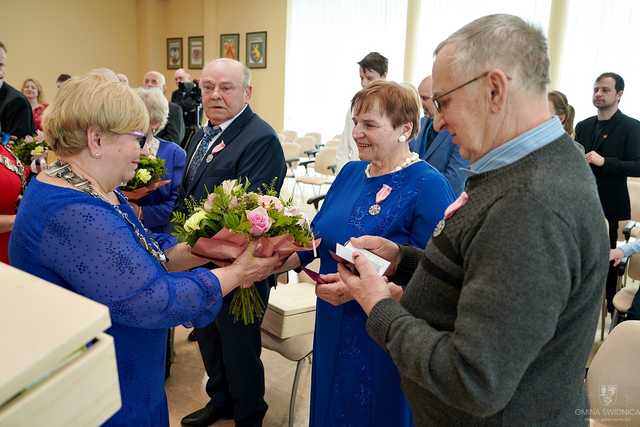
[172,80,202,129]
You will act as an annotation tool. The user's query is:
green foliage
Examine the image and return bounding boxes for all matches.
[11,137,47,165]
[121,157,166,191]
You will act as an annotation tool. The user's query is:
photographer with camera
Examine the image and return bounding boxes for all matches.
[172,69,202,149]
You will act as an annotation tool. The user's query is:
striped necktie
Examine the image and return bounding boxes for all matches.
[186,125,221,184]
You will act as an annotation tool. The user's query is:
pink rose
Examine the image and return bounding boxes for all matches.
[258,195,284,212]
[246,206,272,236]
[203,193,217,212]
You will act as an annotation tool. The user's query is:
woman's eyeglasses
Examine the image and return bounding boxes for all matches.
[127,131,147,148]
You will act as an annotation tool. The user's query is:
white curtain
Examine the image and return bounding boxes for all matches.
[555,0,640,125]
[284,0,408,141]
[411,0,552,87]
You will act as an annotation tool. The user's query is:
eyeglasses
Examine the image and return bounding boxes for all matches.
[127,131,147,148]
[432,72,489,114]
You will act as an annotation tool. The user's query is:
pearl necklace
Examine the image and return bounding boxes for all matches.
[365,152,420,178]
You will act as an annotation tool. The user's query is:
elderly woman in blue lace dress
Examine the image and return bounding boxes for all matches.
[282,80,454,426]
[9,74,279,427]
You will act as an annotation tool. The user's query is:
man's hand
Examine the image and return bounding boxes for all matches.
[610,248,625,266]
[349,235,401,276]
[339,252,392,315]
[586,151,605,167]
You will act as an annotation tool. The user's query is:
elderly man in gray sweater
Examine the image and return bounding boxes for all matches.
[335,14,609,427]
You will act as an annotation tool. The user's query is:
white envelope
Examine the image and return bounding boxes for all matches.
[335,242,390,276]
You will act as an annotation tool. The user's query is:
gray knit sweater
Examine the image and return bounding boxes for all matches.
[367,135,609,426]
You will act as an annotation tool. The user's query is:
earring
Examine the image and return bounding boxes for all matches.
[93,152,102,159]
[398,135,407,143]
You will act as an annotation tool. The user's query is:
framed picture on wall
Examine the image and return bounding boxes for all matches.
[189,36,205,69]
[246,31,267,69]
[220,33,240,60]
[167,38,183,70]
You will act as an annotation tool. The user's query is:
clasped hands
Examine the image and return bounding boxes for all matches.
[585,151,605,167]
[316,236,403,315]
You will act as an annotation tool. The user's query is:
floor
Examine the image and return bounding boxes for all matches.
[165,326,311,427]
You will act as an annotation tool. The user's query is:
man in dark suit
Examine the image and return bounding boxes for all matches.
[575,72,640,313]
[179,58,286,427]
[410,75,468,195]
[0,41,34,138]
[143,70,185,145]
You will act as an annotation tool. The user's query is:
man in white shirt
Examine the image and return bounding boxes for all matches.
[336,52,388,172]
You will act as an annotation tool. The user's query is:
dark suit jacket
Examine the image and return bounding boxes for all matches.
[157,102,185,145]
[180,105,286,200]
[409,116,468,195]
[575,109,640,220]
[0,82,34,138]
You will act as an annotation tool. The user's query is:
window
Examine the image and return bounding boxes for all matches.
[284,0,408,140]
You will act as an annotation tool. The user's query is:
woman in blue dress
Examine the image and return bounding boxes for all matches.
[126,87,187,234]
[9,74,279,427]
[283,81,454,426]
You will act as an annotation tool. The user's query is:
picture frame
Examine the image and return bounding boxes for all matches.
[246,31,267,69]
[220,33,240,61]
[166,38,183,70]
[188,36,205,69]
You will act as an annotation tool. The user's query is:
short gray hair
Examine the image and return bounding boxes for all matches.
[209,58,251,88]
[136,87,169,131]
[435,14,550,93]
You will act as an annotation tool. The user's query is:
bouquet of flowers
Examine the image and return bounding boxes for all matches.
[172,179,316,324]
[11,131,48,166]
[121,156,168,199]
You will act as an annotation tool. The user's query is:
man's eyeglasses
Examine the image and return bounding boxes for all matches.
[432,72,489,114]
[127,131,147,148]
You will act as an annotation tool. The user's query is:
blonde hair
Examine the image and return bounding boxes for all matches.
[22,78,44,103]
[43,74,149,156]
[136,87,169,132]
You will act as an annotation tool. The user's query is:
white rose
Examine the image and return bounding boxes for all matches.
[136,168,152,184]
[183,209,208,233]
[221,179,238,195]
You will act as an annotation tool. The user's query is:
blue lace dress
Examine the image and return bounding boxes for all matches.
[299,160,454,427]
[9,178,224,427]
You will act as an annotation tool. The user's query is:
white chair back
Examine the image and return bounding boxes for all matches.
[281,130,298,143]
[587,320,640,426]
[294,136,316,154]
[282,142,302,159]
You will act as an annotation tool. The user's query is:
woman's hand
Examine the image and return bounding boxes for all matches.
[349,235,401,276]
[233,241,280,284]
[164,243,210,271]
[610,248,625,266]
[315,273,353,306]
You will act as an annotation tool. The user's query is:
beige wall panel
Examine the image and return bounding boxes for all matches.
[2,0,138,104]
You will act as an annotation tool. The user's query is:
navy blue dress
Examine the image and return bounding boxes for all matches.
[9,178,224,426]
[299,160,454,427]
[138,138,186,234]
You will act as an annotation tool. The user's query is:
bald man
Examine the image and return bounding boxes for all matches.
[143,70,185,145]
[409,75,468,195]
[178,58,285,427]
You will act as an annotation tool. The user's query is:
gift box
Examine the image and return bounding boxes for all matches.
[262,281,317,339]
[0,263,120,426]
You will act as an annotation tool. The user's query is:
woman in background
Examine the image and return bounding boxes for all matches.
[21,78,48,131]
[126,87,186,234]
[548,90,575,137]
[0,143,27,264]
